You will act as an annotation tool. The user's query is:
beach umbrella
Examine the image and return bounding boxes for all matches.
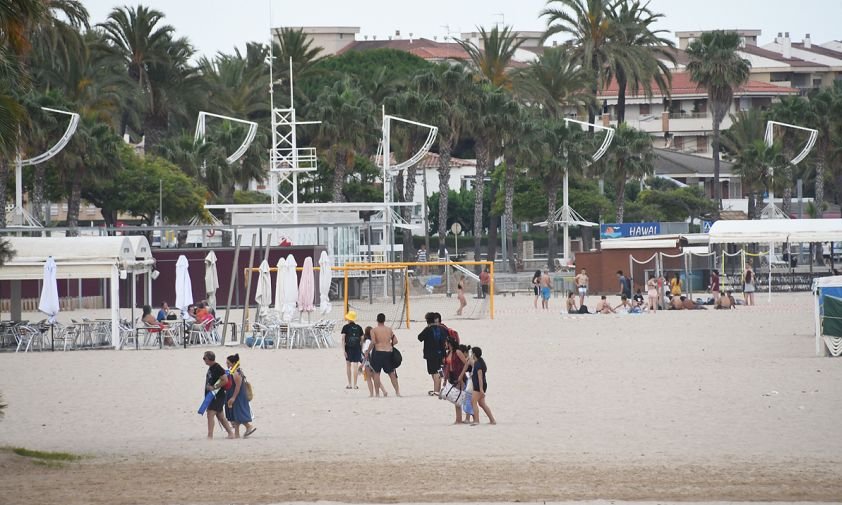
[38,256,60,324]
[274,256,285,314]
[318,251,333,315]
[204,251,219,310]
[254,259,273,317]
[282,254,298,321]
[298,256,315,314]
[174,254,193,315]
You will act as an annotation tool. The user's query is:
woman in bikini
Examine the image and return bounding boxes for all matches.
[531,270,542,309]
[646,275,658,313]
[456,275,467,316]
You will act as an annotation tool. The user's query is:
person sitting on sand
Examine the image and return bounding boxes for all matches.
[716,291,737,310]
[614,295,633,313]
[595,295,616,314]
[669,294,684,310]
[680,296,705,310]
[565,292,578,314]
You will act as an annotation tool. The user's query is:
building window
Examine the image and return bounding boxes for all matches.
[639,103,650,115]
[673,136,684,149]
[695,136,708,153]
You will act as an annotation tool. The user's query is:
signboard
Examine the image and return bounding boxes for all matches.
[701,220,713,234]
[600,222,661,239]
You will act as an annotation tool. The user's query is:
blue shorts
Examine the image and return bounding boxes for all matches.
[541,287,551,300]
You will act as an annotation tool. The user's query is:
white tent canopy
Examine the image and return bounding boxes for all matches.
[1,236,155,349]
[709,219,842,244]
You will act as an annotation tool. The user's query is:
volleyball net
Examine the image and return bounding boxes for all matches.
[341,261,495,329]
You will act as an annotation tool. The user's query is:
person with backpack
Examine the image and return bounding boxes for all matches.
[341,311,364,389]
[417,312,447,396]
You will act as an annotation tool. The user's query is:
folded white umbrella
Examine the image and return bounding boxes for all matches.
[274,256,286,314]
[318,251,333,315]
[298,256,315,313]
[38,256,60,324]
[282,254,298,321]
[204,251,219,310]
[254,259,273,316]
[174,255,193,315]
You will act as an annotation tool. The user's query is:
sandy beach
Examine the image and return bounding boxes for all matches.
[0,292,840,504]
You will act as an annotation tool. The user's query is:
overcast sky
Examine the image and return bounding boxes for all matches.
[81,0,842,58]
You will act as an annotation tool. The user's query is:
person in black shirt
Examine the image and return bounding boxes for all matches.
[203,350,234,439]
[417,312,446,396]
[341,311,364,389]
[469,347,496,426]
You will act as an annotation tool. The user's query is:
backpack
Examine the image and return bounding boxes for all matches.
[441,324,459,344]
[346,324,362,348]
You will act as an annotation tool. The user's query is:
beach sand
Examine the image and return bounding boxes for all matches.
[0,292,840,504]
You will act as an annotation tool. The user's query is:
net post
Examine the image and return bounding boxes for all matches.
[240,235,257,343]
[489,260,495,319]
[404,267,410,329]
[343,266,349,316]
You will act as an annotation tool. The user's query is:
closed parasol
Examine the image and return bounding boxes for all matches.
[204,251,219,310]
[38,256,60,324]
[298,256,315,314]
[174,255,193,315]
[282,254,298,321]
[318,251,333,315]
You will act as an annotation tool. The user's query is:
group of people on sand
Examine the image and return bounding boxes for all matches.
[562,263,757,314]
[340,311,401,397]
[531,270,553,310]
[417,312,495,426]
[339,310,496,426]
[201,351,256,440]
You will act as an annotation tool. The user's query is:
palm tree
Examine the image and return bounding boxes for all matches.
[415,64,474,256]
[0,0,48,227]
[512,46,592,118]
[597,123,655,222]
[98,5,198,145]
[532,120,590,269]
[804,84,842,218]
[386,86,441,255]
[541,0,617,125]
[455,25,525,88]
[767,95,811,216]
[311,77,373,202]
[686,30,751,211]
[467,84,518,266]
[607,0,675,124]
[731,139,785,219]
[501,106,538,271]
[58,117,122,234]
[98,5,173,98]
[272,27,325,107]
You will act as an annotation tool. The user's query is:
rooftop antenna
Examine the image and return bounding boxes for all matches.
[534,118,615,263]
[494,13,505,28]
[8,108,79,227]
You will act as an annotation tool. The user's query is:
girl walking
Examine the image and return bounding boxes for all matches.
[468,347,496,426]
[225,354,256,438]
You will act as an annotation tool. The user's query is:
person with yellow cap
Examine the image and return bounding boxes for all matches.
[341,310,364,389]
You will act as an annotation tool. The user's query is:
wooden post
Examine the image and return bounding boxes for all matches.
[240,235,257,344]
[221,234,241,345]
